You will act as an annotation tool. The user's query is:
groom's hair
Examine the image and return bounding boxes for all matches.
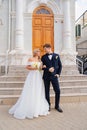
[43,43,51,48]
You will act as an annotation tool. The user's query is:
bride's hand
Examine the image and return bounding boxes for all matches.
[40,62,46,69]
[43,65,46,68]
[26,65,38,70]
[31,67,38,70]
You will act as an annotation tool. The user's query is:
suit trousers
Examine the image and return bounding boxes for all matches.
[43,76,60,108]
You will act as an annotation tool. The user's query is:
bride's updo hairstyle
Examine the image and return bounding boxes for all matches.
[33,49,40,59]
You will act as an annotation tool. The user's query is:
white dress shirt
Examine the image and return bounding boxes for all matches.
[48,54,53,60]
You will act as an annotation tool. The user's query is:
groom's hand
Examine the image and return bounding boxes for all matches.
[49,67,54,72]
[55,74,60,78]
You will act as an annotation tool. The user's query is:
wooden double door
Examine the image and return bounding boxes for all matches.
[32,6,54,56]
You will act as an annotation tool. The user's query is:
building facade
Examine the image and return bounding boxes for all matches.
[76,10,87,74]
[76,10,87,57]
[0,0,77,67]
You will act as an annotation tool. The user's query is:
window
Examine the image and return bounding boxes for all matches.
[36,8,50,14]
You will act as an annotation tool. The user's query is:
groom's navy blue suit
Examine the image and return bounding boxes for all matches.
[41,53,62,109]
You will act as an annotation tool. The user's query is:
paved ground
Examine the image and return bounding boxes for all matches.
[0,103,87,130]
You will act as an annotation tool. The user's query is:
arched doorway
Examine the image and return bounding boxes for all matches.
[32,6,54,56]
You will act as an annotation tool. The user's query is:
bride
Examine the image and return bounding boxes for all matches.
[9,49,49,119]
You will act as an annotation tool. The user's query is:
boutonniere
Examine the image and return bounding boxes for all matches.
[55,56,58,59]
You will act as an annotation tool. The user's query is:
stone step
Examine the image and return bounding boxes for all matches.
[60,65,79,75]
[0,75,87,81]
[60,75,87,80]
[7,65,80,76]
[61,70,79,75]
[9,65,78,71]
[8,65,79,75]
[8,65,26,71]
[0,88,22,95]
[0,93,87,105]
[0,71,87,105]
[0,82,24,88]
[7,73,28,76]
[0,80,87,88]
[8,72,79,76]
[0,76,26,81]
[8,66,28,76]
[60,80,87,86]
[51,86,87,94]
[0,86,87,95]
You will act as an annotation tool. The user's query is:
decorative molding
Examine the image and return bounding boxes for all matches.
[39,0,48,4]
[48,0,62,14]
[54,14,64,21]
[24,13,32,19]
[27,0,61,15]
[10,12,63,21]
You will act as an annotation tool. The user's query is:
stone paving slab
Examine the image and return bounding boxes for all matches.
[0,103,87,130]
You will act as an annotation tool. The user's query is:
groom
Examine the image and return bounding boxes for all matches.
[41,43,63,113]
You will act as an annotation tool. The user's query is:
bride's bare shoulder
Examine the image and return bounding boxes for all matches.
[28,57,34,62]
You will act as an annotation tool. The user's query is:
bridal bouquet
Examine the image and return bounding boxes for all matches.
[32,63,38,68]
[32,62,41,70]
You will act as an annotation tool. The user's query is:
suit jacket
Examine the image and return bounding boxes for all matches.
[41,53,62,79]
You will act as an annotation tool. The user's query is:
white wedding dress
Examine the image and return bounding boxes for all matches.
[9,62,49,119]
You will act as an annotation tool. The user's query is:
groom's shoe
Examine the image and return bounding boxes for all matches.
[55,107,63,113]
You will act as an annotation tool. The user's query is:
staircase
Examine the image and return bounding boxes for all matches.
[0,65,87,105]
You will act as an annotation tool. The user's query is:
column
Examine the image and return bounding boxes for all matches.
[15,0,24,50]
[63,0,72,52]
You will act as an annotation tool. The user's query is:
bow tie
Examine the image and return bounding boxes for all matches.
[47,53,53,55]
